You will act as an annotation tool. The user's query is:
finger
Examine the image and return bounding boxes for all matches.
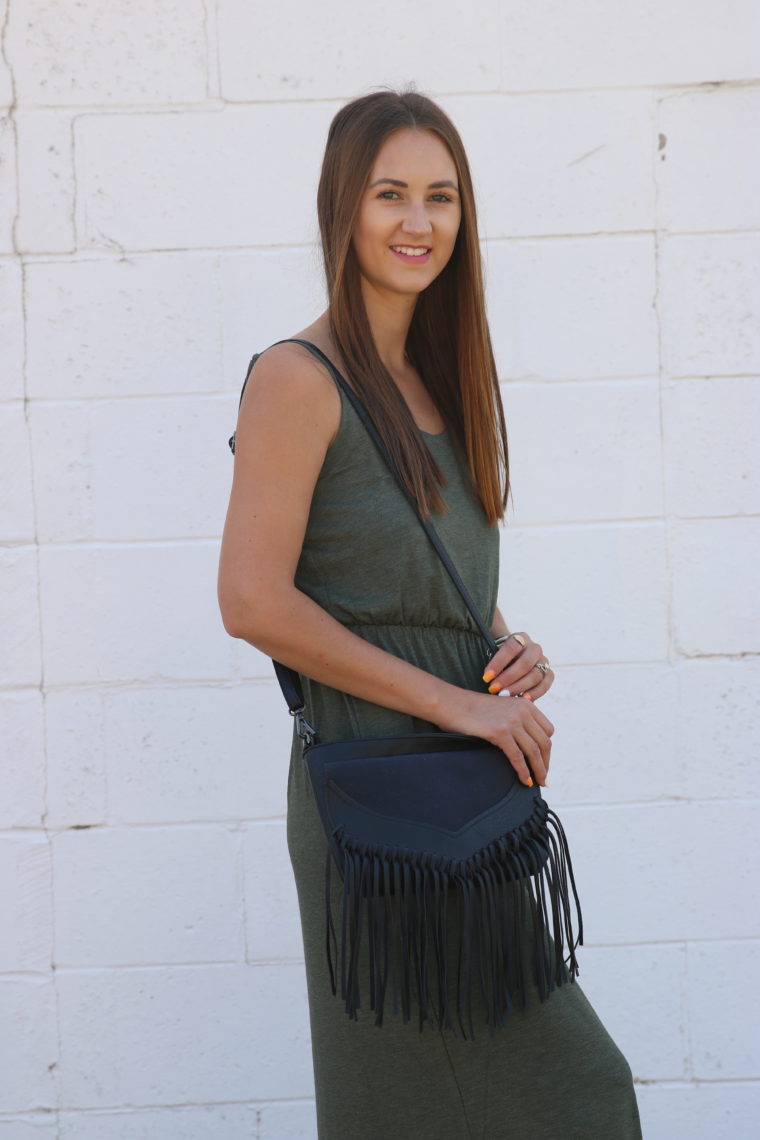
[526,722,552,777]
[515,728,548,787]
[506,660,553,698]
[516,672,553,701]
[520,718,552,780]
[482,637,529,683]
[493,644,544,691]
[516,677,548,698]
[524,701,554,737]
[498,735,536,787]
[491,664,550,700]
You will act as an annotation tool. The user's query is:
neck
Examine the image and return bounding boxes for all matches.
[359,276,417,372]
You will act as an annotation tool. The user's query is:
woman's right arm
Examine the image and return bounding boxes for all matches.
[217,344,553,787]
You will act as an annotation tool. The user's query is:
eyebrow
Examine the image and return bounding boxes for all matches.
[369,177,459,191]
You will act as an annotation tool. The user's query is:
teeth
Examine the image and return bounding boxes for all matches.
[392,246,429,257]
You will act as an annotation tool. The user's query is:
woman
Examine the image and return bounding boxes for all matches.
[218,89,641,1140]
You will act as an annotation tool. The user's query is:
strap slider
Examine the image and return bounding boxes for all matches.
[291,707,316,747]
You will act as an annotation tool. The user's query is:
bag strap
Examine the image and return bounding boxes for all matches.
[232,338,499,739]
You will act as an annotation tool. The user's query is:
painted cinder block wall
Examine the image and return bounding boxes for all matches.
[2,1,759,1137]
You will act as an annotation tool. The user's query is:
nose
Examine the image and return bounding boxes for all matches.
[401,201,432,237]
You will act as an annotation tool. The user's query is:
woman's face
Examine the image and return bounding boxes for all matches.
[352,127,462,299]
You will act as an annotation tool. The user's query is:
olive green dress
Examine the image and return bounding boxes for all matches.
[281,346,642,1139]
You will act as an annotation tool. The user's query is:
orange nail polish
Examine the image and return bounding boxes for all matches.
[483,670,495,683]
[527,778,534,787]
[488,682,501,694]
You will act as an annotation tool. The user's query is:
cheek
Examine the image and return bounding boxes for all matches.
[352,214,381,262]
[446,210,462,248]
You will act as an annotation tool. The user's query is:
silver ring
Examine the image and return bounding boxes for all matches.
[535,661,550,676]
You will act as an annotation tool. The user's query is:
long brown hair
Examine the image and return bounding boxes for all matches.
[317,89,508,524]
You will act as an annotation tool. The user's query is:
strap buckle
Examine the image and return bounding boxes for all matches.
[291,707,316,747]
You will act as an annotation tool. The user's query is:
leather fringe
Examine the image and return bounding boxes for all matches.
[323,798,583,1038]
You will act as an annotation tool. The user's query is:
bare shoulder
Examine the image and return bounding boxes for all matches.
[246,339,337,402]
[238,338,341,445]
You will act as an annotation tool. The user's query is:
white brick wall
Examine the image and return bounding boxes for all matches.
[2,1,758,1136]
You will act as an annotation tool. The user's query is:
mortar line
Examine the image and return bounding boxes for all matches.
[207,0,222,102]
[9,76,760,115]
[650,90,677,677]
[1,4,63,1133]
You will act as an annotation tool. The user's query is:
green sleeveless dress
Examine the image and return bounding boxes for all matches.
[279,345,642,1139]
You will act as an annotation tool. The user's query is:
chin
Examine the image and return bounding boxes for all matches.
[388,270,437,295]
[361,262,439,298]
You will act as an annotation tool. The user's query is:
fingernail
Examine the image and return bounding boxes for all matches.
[526,778,534,788]
[488,682,501,694]
[483,670,495,683]
[497,688,511,698]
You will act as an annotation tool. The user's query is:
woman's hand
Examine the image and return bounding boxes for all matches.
[444,689,554,788]
[482,632,554,701]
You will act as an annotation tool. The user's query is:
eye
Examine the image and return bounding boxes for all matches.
[377,190,400,200]
[430,192,453,203]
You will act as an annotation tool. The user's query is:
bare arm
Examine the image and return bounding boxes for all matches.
[491,606,510,639]
[217,344,552,786]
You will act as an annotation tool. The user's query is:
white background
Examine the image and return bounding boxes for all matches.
[1,1,759,1137]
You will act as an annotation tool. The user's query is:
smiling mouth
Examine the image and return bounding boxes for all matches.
[390,245,432,259]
